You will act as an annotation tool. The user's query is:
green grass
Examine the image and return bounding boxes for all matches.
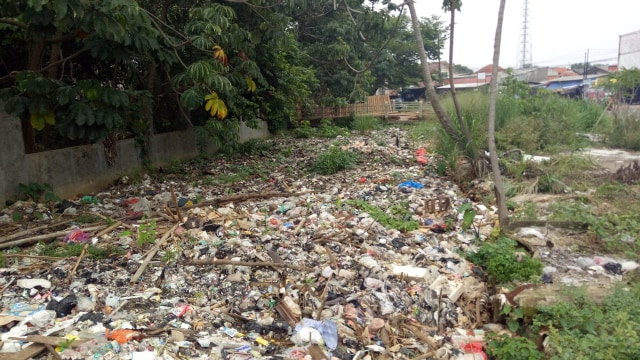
[346,199,420,232]
[466,236,543,285]
[311,147,360,175]
[353,115,381,134]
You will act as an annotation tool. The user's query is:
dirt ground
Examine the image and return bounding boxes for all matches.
[582,147,640,172]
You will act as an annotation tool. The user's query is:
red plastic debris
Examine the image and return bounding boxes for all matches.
[63,229,90,243]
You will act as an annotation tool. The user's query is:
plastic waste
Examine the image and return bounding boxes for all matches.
[16,278,51,289]
[106,329,144,344]
[416,148,428,165]
[398,180,424,189]
[63,229,90,243]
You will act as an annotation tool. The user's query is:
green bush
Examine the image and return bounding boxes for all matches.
[532,285,640,360]
[607,108,640,150]
[466,236,543,284]
[486,334,542,360]
[353,115,381,134]
[311,146,359,175]
[293,120,316,138]
[347,199,420,232]
[317,118,350,138]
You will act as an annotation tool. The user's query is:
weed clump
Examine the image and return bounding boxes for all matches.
[347,200,420,232]
[466,236,543,284]
[353,115,381,134]
[311,147,359,175]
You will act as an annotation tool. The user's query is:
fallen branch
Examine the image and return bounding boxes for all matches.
[315,274,332,320]
[2,254,63,261]
[294,216,307,235]
[180,192,302,210]
[186,259,312,272]
[170,186,182,220]
[130,223,180,283]
[401,323,438,351]
[68,243,89,282]
[0,218,76,244]
[0,225,107,250]
[95,221,123,238]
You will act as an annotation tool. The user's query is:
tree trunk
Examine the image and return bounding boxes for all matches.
[22,39,46,153]
[447,0,477,175]
[488,0,509,226]
[405,0,459,142]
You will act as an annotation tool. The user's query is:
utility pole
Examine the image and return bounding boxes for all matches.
[517,0,532,68]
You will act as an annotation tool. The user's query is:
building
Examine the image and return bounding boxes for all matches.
[619,30,640,69]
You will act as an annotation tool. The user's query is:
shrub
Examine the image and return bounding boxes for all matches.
[466,236,543,284]
[311,146,359,175]
[317,118,350,138]
[486,334,542,360]
[293,120,316,139]
[532,285,640,360]
[353,115,381,134]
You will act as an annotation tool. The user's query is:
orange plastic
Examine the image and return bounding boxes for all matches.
[105,328,144,344]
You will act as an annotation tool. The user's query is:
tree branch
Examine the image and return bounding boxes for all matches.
[39,48,88,73]
[0,18,28,29]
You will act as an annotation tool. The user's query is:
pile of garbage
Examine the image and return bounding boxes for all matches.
[0,128,636,360]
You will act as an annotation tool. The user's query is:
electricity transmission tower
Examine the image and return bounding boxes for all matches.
[516,0,532,68]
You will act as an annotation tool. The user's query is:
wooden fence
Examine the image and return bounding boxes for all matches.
[301,95,434,120]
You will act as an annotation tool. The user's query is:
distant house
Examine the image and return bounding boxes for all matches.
[573,65,612,76]
[541,74,609,98]
[437,64,504,92]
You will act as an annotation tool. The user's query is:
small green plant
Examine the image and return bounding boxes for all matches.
[347,199,420,232]
[34,242,119,259]
[317,118,349,138]
[485,334,542,360]
[458,202,477,231]
[512,201,538,221]
[353,115,380,134]
[466,236,543,284]
[137,219,157,247]
[311,147,360,175]
[530,284,640,359]
[293,120,316,138]
[56,337,76,352]
[18,182,60,203]
[12,211,23,222]
[160,249,178,264]
[236,138,273,155]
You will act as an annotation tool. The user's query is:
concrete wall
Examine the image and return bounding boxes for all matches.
[0,107,270,206]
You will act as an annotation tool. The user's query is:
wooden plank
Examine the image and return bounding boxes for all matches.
[2,344,46,360]
[9,335,89,347]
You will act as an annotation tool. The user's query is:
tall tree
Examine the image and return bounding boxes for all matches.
[405,0,457,140]
[488,0,509,225]
[405,0,479,173]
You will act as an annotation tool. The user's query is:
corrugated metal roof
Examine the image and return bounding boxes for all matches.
[437,82,490,89]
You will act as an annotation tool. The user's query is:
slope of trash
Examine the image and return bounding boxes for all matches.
[0,127,636,360]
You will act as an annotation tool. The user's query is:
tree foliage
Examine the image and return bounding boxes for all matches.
[0,0,450,153]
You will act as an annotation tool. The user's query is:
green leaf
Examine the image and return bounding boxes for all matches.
[52,0,68,22]
[502,304,512,315]
[513,308,524,319]
[507,319,520,333]
[27,0,49,12]
[180,88,204,110]
[56,86,77,105]
[4,96,29,115]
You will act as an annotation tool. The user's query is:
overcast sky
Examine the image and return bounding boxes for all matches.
[407,0,640,70]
